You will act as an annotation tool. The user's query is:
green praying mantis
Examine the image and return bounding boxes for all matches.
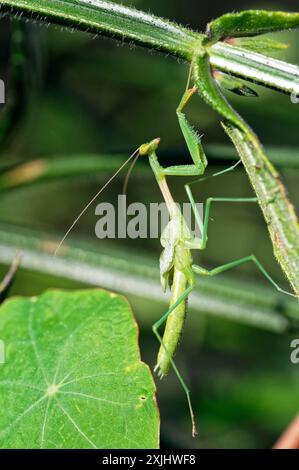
[138,80,296,437]
[137,10,299,433]
[54,10,299,437]
[57,73,296,437]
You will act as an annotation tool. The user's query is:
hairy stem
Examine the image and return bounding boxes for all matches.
[0,1,299,94]
[193,54,299,296]
[0,0,199,59]
[224,123,299,296]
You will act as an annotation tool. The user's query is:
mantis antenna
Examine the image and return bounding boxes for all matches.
[122,150,141,195]
[54,148,140,256]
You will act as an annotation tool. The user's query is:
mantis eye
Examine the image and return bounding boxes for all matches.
[139,138,160,156]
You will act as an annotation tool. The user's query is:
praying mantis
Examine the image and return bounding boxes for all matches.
[138,79,296,437]
[53,10,299,437]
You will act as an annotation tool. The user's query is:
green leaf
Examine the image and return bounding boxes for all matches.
[0,289,159,448]
[233,37,289,55]
[207,10,299,43]
[213,71,258,97]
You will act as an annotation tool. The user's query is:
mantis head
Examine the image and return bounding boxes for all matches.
[139,138,160,156]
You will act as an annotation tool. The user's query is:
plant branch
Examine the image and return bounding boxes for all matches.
[209,42,299,95]
[0,0,199,59]
[0,154,132,190]
[0,223,298,332]
[1,1,299,95]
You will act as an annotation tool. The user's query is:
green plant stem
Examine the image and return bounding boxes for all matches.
[193,54,299,297]
[0,154,132,190]
[206,145,299,168]
[0,222,297,332]
[209,42,299,95]
[224,124,299,296]
[1,1,299,94]
[0,0,199,58]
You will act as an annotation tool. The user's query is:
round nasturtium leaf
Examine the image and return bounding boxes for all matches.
[0,289,159,449]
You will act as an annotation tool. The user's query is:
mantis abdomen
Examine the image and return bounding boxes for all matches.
[156,268,188,377]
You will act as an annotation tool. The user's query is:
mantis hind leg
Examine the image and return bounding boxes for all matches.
[193,256,296,298]
[181,175,295,296]
[152,283,198,436]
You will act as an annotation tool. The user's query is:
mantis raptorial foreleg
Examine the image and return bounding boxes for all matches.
[157,87,207,177]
